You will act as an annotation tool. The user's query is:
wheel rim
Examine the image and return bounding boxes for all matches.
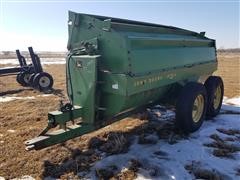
[213,85,222,110]
[23,74,30,83]
[192,94,204,123]
[39,76,50,88]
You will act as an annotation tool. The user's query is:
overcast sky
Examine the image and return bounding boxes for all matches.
[0,0,239,51]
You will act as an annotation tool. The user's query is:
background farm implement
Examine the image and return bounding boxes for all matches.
[0,47,53,91]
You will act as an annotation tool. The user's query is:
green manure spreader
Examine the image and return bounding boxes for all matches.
[25,11,224,150]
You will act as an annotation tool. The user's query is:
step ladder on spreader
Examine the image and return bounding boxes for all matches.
[0,47,54,91]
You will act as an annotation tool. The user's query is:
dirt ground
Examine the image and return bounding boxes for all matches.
[0,52,239,179]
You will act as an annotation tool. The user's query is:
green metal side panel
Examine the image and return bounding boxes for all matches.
[66,55,100,124]
[126,62,217,95]
[125,35,216,75]
[129,47,216,75]
[128,35,213,48]
[101,62,216,95]
[67,11,216,76]
[98,62,216,117]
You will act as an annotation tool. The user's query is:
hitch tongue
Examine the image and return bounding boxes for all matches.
[24,124,94,150]
[24,106,95,150]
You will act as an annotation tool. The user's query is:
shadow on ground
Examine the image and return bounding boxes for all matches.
[0,88,33,96]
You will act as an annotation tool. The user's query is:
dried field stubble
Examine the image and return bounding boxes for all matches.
[214,52,240,97]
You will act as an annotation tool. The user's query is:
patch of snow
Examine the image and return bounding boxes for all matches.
[221,104,240,113]
[37,94,53,97]
[0,96,35,103]
[0,94,54,103]
[0,58,65,65]
[12,176,35,180]
[223,96,240,107]
[7,129,15,133]
[222,96,240,113]
[141,134,159,144]
[0,59,19,65]
[82,97,240,179]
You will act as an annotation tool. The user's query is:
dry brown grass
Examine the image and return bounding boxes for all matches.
[203,133,240,158]
[0,52,239,178]
[214,52,240,97]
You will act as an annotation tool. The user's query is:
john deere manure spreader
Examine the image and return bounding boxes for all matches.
[25,11,224,150]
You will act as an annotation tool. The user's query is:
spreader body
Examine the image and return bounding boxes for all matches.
[25,11,217,150]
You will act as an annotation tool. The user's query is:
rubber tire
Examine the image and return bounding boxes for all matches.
[16,73,23,85]
[28,73,36,87]
[204,76,224,117]
[17,72,31,87]
[176,82,207,133]
[33,72,53,91]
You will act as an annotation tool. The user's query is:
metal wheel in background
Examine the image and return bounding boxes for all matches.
[16,72,31,87]
[28,73,36,87]
[16,73,23,85]
[22,73,31,86]
[33,72,53,91]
